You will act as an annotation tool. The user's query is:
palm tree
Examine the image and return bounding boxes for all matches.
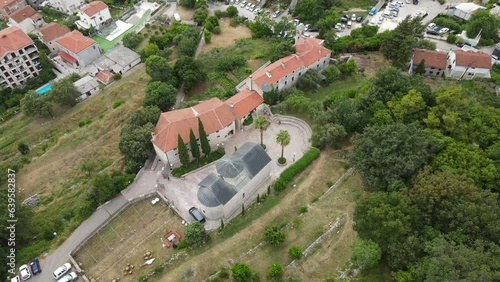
[253,115,270,146]
[276,130,291,161]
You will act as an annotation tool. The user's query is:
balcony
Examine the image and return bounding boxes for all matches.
[25,46,37,54]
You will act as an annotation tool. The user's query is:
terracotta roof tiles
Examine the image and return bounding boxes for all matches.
[81,1,108,17]
[9,5,40,23]
[37,22,70,42]
[56,30,96,54]
[453,49,492,69]
[0,26,33,58]
[412,48,447,69]
[224,89,263,119]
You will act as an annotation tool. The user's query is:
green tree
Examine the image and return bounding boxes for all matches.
[268,263,283,279]
[193,6,208,25]
[269,40,296,62]
[264,225,286,246]
[322,96,365,132]
[276,130,291,160]
[198,117,211,155]
[184,221,209,247]
[231,263,252,282]
[118,123,155,163]
[144,43,159,57]
[128,106,161,127]
[311,123,347,149]
[122,32,143,49]
[18,142,30,155]
[414,59,426,75]
[145,55,174,82]
[204,30,211,43]
[143,81,177,112]
[322,65,341,84]
[381,16,426,69]
[249,14,275,39]
[253,115,270,146]
[189,128,200,159]
[465,10,500,45]
[350,123,436,191]
[423,85,468,133]
[177,134,189,165]
[179,0,196,8]
[20,90,53,118]
[49,78,81,107]
[387,89,427,123]
[174,56,206,91]
[338,59,357,76]
[446,33,457,44]
[226,5,238,17]
[350,239,382,268]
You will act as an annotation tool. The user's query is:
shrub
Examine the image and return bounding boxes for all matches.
[218,267,229,278]
[298,206,308,214]
[242,115,253,126]
[289,245,303,259]
[326,180,334,187]
[268,263,283,279]
[176,240,187,250]
[214,9,227,18]
[231,263,252,282]
[112,100,123,109]
[172,149,225,177]
[446,33,457,44]
[278,157,286,164]
[18,142,30,155]
[212,26,221,34]
[274,148,321,192]
[204,30,212,43]
[264,225,286,246]
[230,17,240,27]
[78,117,92,127]
[112,73,122,80]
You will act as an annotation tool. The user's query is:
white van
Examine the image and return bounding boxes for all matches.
[53,263,71,280]
[347,21,352,28]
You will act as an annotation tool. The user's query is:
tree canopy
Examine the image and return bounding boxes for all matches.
[465,9,500,46]
[143,81,177,111]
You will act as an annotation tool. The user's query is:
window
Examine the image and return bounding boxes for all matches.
[429,71,433,74]
[299,72,302,76]
[217,135,220,138]
[285,81,287,85]
[292,77,294,81]
[468,73,473,75]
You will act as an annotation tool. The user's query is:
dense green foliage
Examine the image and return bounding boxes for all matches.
[189,128,201,159]
[20,91,53,118]
[184,222,209,247]
[198,117,211,155]
[143,81,177,111]
[177,134,189,166]
[274,148,321,192]
[465,9,500,46]
[350,239,382,268]
[253,115,270,146]
[288,245,303,259]
[49,78,81,107]
[122,32,143,49]
[231,263,252,282]
[264,225,286,246]
[172,148,225,177]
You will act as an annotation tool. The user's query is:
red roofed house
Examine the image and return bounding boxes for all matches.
[0,0,26,20]
[245,26,331,95]
[446,49,492,80]
[56,30,101,67]
[95,69,113,85]
[152,90,263,166]
[36,22,70,52]
[0,26,40,89]
[8,5,44,34]
[409,48,447,77]
[76,1,112,30]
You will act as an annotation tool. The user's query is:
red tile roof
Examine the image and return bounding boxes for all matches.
[96,70,113,84]
[224,89,263,120]
[153,98,236,152]
[37,22,70,42]
[81,1,108,17]
[9,5,40,23]
[58,51,77,64]
[412,48,447,69]
[251,37,331,89]
[453,49,492,69]
[0,26,33,58]
[0,0,24,9]
[56,30,96,54]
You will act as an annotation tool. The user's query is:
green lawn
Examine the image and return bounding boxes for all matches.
[312,74,368,102]
[93,9,151,52]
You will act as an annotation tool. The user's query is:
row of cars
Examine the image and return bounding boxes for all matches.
[426,22,450,35]
[237,0,263,14]
[11,260,77,282]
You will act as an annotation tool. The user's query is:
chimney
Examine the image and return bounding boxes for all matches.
[247,75,253,90]
[151,132,156,142]
[281,62,285,68]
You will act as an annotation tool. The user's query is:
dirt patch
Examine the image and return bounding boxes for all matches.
[175,6,194,21]
[201,18,252,53]
[74,198,185,281]
[186,80,210,97]
[355,52,391,77]
[247,59,266,71]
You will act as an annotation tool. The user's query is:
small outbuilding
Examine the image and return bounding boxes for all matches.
[453,3,485,21]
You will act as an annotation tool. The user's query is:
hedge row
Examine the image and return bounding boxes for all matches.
[274,148,321,192]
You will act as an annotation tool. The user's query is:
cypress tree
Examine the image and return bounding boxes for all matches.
[177,134,189,166]
[198,117,211,155]
[189,128,201,159]
[415,59,426,75]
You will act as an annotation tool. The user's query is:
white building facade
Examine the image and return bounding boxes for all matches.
[56,31,101,67]
[8,5,44,33]
[47,0,84,14]
[446,49,491,80]
[76,1,112,30]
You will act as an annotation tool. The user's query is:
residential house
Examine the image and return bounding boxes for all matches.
[0,26,40,89]
[197,142,271,220]
[242,29,331,96]
[453,3,485,21]
[446,49,492,79]
[0,0,26,20]
[8,5,44,34]
[46,0,84,14]
[152,91,263,166]
[93,45,141,74]
[36,22,70,52]
[76,1,112,30]
[73,75,100,98]
[55,30,101,67]
[409,48,447,77]
[95,69,113,85]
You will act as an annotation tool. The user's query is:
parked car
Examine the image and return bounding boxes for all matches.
[356,16,363,22]
[334,23,342,31]
[405,0,411,3]
[19,265,31,281]
[456,42,471,47]
[240,0,246,7]
[10,276,20,282]
[272,10,280,18]
[308,27,319,32]
[351,13,356,21]
[189,207,206,223]
[397,1,404,6]
[426,30,439,35]
[413,0,419,4]
[492,55,499,61]
[57,272,77,282]
[428,22,436,29]
[361,19,369,26]
[439,27,450,34]
[340,17,348,23]
[369,7,377,16]
[377,17,384,24]
[347,21,352,28]
[29,258,41,275]
[53,263,71,280]
[304,23,311,30]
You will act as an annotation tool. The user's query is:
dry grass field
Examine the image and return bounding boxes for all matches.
[201,18,252,53]
[74,198,185,282]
